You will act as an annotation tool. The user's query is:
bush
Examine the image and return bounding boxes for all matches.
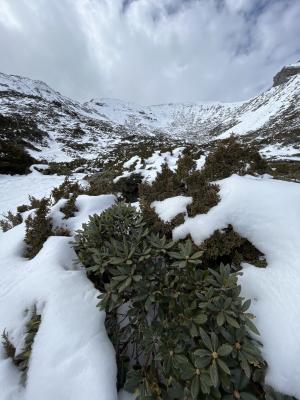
[0,140,36,175]
[114,173,143,202]
[185,171,220,217]
[86,169,116,196]
[139,162,219,232]
[0,211,22,232]
[200,225,267,270]
[203,136,268,181]
[51,178,82,203]
[74,203,266,399]
[60,193,78,219]
[24,198,52,259]
[2,306,41,386]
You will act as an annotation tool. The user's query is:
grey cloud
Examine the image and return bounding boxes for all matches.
[0,0,299,104]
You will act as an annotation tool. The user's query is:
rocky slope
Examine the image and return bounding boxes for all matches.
[0,61,299,164]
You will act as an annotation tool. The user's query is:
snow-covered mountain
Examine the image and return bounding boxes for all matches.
[0,61,299,162]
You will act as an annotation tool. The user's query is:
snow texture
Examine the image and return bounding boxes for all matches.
[115,147,184,184]
[173,174,300,398]
[151,196,192,222]
[0,170,66,215]
[0,194,118,400]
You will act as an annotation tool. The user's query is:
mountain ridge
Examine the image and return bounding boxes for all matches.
[0,62,299,163]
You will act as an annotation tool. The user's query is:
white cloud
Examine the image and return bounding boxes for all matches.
[0,0,299,104]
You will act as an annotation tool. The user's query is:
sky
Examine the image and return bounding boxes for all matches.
[0,0,299,104]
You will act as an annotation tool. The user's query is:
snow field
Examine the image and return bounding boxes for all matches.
[173,175,300,398]
[0,195,118,400]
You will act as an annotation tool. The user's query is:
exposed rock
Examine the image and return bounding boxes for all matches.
[273,61,300,86]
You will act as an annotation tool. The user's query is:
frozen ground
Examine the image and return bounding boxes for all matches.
[1,169,300,398]
[0,168,86,216]
[0,194,118,400]
[173,175,300,398]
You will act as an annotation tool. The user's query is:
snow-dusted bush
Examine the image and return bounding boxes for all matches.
[203,136,268,180]
[74,203,267,399]
[200,225,267,270]
[139,161,220,230]
[86,169,116,196]
[0,139,36,175]
[0,210,22,232]
[24,198,52,259]
[114,173,143,202]
[2,306,41,386]
[60,193,78,219]
[51,177,82,203]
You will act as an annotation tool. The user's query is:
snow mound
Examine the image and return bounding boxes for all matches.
[151,196,192,222]
[115,147,185,184]
[173,174,300,398]
[0,195,118,400]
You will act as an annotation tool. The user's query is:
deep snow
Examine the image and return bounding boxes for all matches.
[0,195,118,400]
[1,172,300,398]
[173,175,300,398]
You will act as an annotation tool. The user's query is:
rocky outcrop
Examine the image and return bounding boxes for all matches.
[273,61,300,86]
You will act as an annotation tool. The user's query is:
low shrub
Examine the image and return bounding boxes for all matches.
[24,198,52,259]
[86,169,116,196]
[200,225,267,270]
[1,306,41,386]
[60,193,78,219]
[185,171,220,217]
[0,140,36,175]
[74,203,267,399]
[114,173,143,203]
[51,178,82,203]
[0,211,22,232]
[139,162,219,231]
[203,136,268,181]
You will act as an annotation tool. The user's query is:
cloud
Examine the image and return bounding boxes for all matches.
[0,0,299,104]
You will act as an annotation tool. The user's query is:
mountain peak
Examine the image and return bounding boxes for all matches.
[273,60,300,87]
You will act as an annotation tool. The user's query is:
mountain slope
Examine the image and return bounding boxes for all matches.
[0,61,299,162]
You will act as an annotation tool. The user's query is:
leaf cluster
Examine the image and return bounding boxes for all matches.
[74,203,266,399]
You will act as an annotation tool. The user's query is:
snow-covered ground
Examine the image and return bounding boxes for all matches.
[0,194,118,400]
[173,175,300,398]
[0,171,66,216]
[0,168,86,216]
[1,169,300,398]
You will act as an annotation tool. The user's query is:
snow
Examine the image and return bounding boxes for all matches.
[196,155,206,170]
[0,194,118,400]
[115,148,185,184]
[0,72,64,103]
[173,174,300,398]
[218,74,300,139]
[1,68,299,162]
[151,196,192,222]
[260,144,300,161]
[51,194,117,234]
[0,170,66,215]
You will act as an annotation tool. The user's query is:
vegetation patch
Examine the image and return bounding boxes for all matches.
[200,225,267,270]
[0,211,23,232]
[74,202,291,399]
[60,193,78,219]
[86,169,117,196]
[1,306,41,386]
[51,177,82,203]
[0,140,37,175]
[43,158,88,176]
[24,198,52,259]
[203,136,269,181]
[269,160,300,182]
